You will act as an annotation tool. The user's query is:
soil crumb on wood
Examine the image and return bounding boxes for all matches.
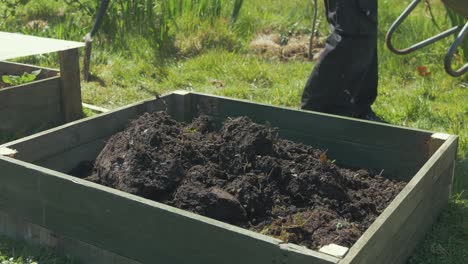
[83,111,407,249]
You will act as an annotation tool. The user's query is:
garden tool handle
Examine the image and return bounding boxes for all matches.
[90,0,111,37]
[386,0,460,55]
[444,22,468,77]
[83,0,111,82]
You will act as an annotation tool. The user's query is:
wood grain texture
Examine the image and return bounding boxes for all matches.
[0,211,141,264]
[0,77,63,136]
[0,156,338,264]
[0,62,63,141]
[1,96,170,164]
[59,48,83,122]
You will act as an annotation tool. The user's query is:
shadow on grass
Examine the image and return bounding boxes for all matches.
[86,73,106,87]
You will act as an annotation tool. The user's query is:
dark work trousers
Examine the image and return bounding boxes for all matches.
[301,0,378,117]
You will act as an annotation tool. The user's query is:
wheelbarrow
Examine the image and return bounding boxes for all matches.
[386,0,468,77]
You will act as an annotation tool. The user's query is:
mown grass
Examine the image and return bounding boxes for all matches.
[0,0,466,262]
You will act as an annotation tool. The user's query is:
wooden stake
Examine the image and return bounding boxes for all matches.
[59,48,83,122]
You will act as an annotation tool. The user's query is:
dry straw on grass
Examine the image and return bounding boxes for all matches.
[250,33,325,60]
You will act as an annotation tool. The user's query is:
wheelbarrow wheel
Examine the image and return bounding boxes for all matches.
[386,0,467,77]
[445,21,468,77]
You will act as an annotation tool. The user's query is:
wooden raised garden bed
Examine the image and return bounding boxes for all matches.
[0,91,458,264]
[0,60,82,142]
[0,34,83,143]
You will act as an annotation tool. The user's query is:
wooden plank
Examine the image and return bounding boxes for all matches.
[37,137,106,173]
[279,243,340,264]
[380,164,453,264]
[0,61,59,78]
[1,95,172,163]
[357,161,453,264]
[428,133,456,195]
[188,93,434,180]
[0,62,62,141]
[0,211,141,264]
[0,77,63,137]
[428,133,451,157]
[82,103,110,113]
[0,147,17,157]
[59,48,83,122]
[0,156,338,264]
[0,32,84,61]
[169,90,192,122]
[340,136,458,264]
[0,91,458,263]
[3,91,438,178]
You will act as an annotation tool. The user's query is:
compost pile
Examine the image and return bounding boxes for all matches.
[84,112,407,249]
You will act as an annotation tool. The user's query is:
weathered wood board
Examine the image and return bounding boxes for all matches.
[0,91,458,264]
[0,60,82,143]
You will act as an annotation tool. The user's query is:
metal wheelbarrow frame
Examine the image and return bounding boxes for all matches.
[386,0,468,77]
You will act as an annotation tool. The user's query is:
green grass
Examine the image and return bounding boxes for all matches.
[0,0,467,262]
[0,236,78,264]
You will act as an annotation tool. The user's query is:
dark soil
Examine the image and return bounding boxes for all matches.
[77,112,407,250]
[0,80,9,89]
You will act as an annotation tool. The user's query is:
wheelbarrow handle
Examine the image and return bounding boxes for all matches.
[445,22,468,77]
[386,0,460,55]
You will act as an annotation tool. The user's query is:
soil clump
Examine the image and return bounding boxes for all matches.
[79,112,407,249]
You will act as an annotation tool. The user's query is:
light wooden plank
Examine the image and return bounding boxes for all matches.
[59,48,82,122]
[428,133,451,158]
[0,32,84,60]
[82,103,110,113]
[0,156,338,264]
[0,147,17,157]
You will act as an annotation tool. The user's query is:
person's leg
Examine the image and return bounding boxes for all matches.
[351,0,379,118]
[301,0,346,114]
[301,34,377,117]
[353,47,378,117]
[301,0,379,117]
[301,32,348,115]
[341,35,378,117]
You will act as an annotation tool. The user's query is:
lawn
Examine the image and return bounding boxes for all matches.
[0,0,466,263]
